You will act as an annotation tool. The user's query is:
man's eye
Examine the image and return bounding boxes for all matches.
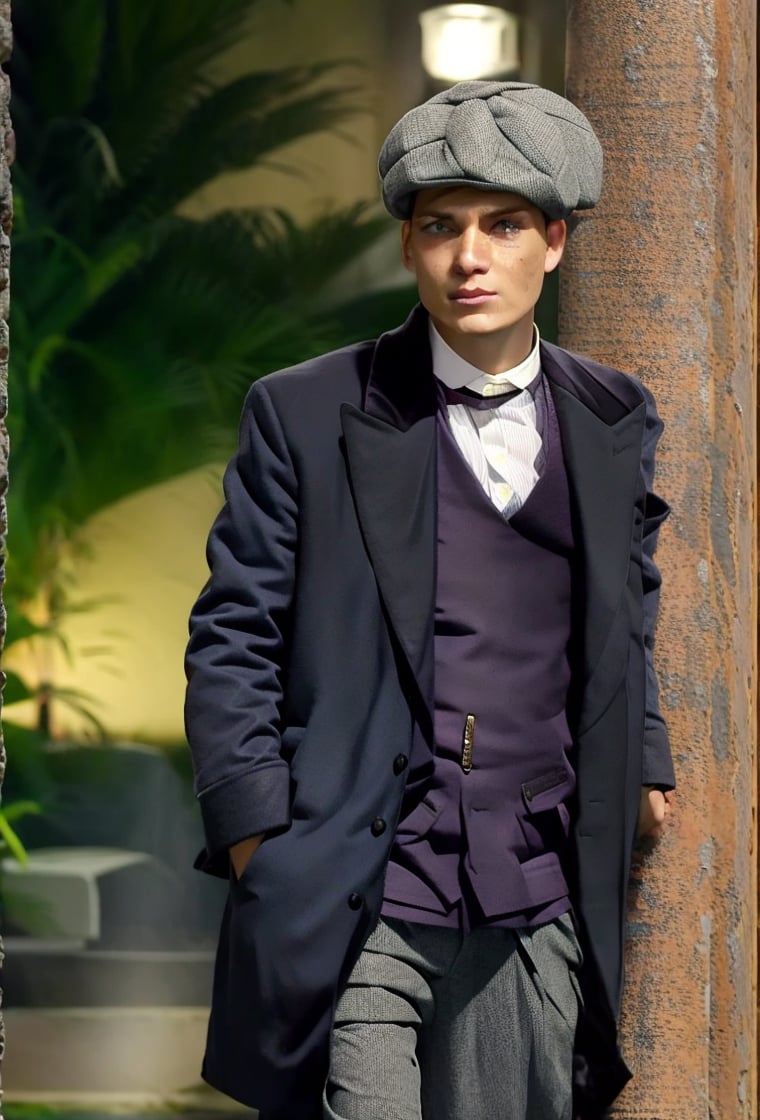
[494,219,519,233]
[423,221,451,234]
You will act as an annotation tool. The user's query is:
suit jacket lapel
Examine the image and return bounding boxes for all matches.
[341,307,437,712]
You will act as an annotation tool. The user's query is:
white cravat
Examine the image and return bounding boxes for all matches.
[431,323,543,517]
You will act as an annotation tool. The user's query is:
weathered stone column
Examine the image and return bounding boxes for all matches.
[0,0,11,1091]
[561,1,757,1117]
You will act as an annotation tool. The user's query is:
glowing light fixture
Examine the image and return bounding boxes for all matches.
[419,4,520,82]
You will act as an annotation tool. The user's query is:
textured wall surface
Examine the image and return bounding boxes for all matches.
[562,1,757,1117]
[0,0,11,1089]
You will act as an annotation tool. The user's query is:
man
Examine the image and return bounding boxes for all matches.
[185,82,674,1120]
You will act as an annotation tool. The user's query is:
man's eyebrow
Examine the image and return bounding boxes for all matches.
[410,207,456,221]
[414,205,528,221]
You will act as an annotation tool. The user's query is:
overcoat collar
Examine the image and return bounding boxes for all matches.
[363,303,438,429]
[341,306,647,727]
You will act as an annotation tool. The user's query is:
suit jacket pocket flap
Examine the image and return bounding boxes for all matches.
[522,767,575,813]
[394,793,443,844]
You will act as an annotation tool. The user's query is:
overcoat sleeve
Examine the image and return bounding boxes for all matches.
[184,380,297,863]
[638,384,675,789]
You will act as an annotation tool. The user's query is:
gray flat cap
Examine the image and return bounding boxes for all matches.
[379,81,603,220]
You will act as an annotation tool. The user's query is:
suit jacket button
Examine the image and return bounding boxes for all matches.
[348,893,363,910]
[393,754,409,775]
[371,817,387,837]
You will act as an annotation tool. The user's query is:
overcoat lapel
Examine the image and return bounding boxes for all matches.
[341,308,437,712]
[541,343,647,724]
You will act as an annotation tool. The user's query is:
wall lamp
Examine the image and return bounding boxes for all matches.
[419,4,520,82]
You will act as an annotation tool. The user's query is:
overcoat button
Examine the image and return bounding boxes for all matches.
[348,893,363,910]
[371,817,387,837]
[393,754,409,775]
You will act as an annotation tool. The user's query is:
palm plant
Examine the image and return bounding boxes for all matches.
[4,0,415,730]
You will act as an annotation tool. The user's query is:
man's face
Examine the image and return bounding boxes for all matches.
[401,186,566,368]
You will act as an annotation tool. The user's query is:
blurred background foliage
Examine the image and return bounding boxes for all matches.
[4,0,414,745]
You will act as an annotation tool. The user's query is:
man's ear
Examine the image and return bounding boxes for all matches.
[544,219,567,275]
[401,221,415,274]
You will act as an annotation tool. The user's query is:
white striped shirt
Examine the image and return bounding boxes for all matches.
[430,323,543,519]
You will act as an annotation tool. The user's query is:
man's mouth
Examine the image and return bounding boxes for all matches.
[450,288,497,305]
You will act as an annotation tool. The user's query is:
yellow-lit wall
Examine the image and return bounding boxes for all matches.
[5,468,223,741]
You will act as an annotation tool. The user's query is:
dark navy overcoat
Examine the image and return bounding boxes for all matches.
[185,306,673,1120]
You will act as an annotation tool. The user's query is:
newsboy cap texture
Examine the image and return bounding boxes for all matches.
[379,81,603,220]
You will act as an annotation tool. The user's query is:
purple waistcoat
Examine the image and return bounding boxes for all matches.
[382,375,576,930]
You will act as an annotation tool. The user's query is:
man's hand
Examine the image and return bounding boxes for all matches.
[637,786,673,840]
[229,833,265,879]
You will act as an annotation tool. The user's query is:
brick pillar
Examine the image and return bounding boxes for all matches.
[0,0,11,1090]
[561,1,757,1117]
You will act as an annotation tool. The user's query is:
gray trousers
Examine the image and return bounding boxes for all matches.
[323,915,581,1120]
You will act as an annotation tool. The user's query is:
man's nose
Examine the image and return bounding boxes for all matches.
[453,226,490,273]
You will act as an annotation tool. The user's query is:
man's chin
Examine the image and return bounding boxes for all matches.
[441,312,516,337]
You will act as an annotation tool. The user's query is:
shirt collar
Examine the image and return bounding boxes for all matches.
[429,321,541,397]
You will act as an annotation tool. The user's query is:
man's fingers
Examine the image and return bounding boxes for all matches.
[638,788,673,839]
[651,791,667,822]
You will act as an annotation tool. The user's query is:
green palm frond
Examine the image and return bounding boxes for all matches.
[118,65,366,220]
[13,2,364,236]
[5,0,414,734]
[0,809,36,863]
[10,0,107,119]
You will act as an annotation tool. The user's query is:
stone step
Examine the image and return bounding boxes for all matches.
[3,938,215,1007]
[3,1006,256,1116]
